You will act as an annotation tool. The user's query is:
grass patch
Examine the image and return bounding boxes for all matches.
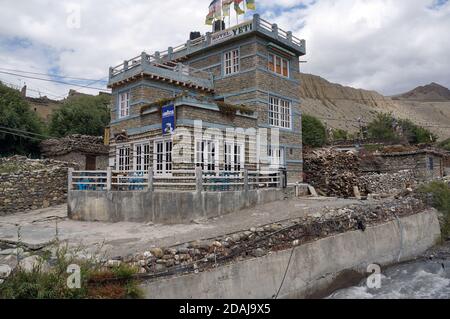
[418,181,450,240]
[0,244,143,299]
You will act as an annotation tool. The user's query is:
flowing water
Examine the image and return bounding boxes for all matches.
[328,244,450,299]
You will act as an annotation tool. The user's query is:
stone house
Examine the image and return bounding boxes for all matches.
[363,149,446,180]
[107,14,306,183]
[40,134,109,170]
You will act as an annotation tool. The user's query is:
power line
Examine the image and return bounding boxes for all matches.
[0,78,62,99]
[0,71,110,92]
[0,125,52,139]
[0,67,108,83]
[0,129,45,141]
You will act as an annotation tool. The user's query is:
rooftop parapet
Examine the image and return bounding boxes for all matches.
[156,14,306,62]
[108,52,214,92]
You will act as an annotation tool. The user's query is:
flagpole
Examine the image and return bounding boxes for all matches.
[220,0,223,31]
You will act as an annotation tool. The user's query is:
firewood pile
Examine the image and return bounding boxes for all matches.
[304,148,362,198]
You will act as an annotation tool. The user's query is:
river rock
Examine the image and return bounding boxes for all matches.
[18,255,47,272]
[252,248,266,258]
[150,248,164,258]
[0,264,12,278]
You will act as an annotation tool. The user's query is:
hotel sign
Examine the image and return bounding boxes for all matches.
[162,104,175,135]
[210,22,253,45]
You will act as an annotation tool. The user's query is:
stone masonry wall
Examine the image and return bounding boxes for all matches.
[0,156,79,216]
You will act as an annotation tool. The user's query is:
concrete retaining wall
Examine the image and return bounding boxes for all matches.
[140,209,441,299]
[68,188,286,224]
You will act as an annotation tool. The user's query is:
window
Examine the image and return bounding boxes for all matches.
[268,53,289,77]
[269,96,291,129]
[428,157,434,170]
[268,146,285,168]
[154,140,172,176]
[134,143,151,172]
[224,142,244,172]
[224,49,240,76]
[117,146,131,171]
[196,140,218,172]
[118,92,130,118]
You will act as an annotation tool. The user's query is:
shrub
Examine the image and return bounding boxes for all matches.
[438,138,450,151]
[302,114,327,148]
[418,181,450,239]
[0,244,142,299]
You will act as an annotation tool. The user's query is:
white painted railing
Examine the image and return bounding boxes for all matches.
[68,168,284,192]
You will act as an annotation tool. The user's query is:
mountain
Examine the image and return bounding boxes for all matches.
[392,82,450,102]
[298,74,450,140]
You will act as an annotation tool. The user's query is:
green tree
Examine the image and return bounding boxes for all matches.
[399,119,437,144]
[49,94,111,137]
[367,112,398,141]
[332,128,349,141]
[302,114,327,147]
[0,82,45,156]
[367,112,436,144]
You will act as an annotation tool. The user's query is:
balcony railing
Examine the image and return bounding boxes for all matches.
[68,168,283,192]
[108,53,214,90]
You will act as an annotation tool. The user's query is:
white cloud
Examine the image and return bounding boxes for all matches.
[0,0,449,98]
[277,0,450,95]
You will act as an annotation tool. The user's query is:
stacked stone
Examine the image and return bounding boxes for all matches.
[359,170,416,195]
[40,134,108,157]
[0,156,79,215]
[304,149,361,198]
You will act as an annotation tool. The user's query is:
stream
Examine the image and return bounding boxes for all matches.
[327,242,450,299]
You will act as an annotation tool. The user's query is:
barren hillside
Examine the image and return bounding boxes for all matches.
[299,74,450,140]
[392,82,450,102]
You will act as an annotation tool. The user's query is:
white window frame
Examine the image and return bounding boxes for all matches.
[269,96,292,129]
[224,141,245,172]
[224,49,240,76]
[134,142,151,173]
[154,139,173,176]
[195,139,219,172]
[268,145,285,169]
[118,91,130,119]
[116,145,131,172]
[268,53,289,78]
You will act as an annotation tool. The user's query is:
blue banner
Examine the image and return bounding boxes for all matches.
[162,104,175,135]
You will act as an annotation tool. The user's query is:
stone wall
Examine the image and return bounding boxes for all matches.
[0,156,79,215]
[362,152,444,181]
[359,170,417,195]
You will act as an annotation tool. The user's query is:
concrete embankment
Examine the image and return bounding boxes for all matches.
[140,209,441,299]
[68,188,292,224]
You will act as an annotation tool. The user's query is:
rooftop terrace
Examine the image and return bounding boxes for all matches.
[108,14,305,90]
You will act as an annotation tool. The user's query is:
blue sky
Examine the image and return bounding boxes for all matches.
[0,0,449,98]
